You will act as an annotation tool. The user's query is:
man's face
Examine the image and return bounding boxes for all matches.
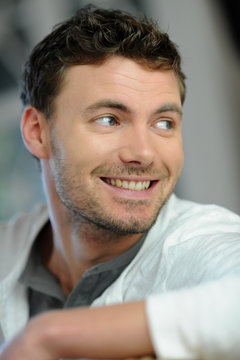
[47,56,183,234]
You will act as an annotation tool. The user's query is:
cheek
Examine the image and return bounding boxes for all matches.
[67,133,117,168]
[160,140,184,175]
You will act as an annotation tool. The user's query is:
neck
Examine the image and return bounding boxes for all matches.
[41,209,143,295]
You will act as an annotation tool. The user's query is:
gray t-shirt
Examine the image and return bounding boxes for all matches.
[20,234,146,317]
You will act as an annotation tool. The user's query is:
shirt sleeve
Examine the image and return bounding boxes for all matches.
[145,276,240,359]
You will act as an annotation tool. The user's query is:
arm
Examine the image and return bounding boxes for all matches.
[0,301,154,360]
[146,276,240,359]
[1,276,240,359]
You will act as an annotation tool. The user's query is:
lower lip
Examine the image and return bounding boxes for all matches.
[100,179,159,198]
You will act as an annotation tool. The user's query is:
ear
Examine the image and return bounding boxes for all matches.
[21,105,50,159]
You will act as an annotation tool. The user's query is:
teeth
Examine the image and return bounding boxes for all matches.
[129,181,135,190]
[116,179,122,187]
[136,182,142,191]
[105,178,151,191]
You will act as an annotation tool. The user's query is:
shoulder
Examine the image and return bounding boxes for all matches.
[133,195,240,292]
[0,204,49,279]
[152,194,240,245]
[0,204,48,243]
[145,194,240,270]
[147,195,240,287]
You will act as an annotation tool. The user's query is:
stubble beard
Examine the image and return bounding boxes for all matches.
[53,165,176,236]
[50,141,177,236]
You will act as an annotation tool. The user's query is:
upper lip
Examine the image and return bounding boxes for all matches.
[101,176,158,182]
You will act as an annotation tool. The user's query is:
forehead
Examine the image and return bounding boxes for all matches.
[55,56,181,112]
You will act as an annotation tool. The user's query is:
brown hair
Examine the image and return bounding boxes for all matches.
[20,4,186,118]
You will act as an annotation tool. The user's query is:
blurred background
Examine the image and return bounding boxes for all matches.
[0,0,239,221]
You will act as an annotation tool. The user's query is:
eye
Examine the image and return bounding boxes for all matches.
[154,119,173,130]
[95,115,118,126]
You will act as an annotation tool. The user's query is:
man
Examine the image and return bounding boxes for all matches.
[0,5,240,359]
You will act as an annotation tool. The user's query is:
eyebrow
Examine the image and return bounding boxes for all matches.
[85,100,131,114]
[84,99,182,116]
[153,103,183,116]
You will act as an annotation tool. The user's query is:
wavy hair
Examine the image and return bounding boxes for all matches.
[20,5,186,118]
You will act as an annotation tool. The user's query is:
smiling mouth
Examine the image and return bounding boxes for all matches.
[101,177,156,191]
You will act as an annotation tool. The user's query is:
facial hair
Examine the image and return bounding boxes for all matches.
[50,136,178,235]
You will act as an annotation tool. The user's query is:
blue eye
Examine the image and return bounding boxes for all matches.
[95,116,117,126]
[155,120,173,130]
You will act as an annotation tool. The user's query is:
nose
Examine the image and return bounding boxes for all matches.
[118,125,155,167]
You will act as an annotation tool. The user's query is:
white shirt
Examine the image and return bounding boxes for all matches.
[0,194,240,359]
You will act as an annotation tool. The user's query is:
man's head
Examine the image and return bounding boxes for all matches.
[21,5,185,235]
[20,4,185,119]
